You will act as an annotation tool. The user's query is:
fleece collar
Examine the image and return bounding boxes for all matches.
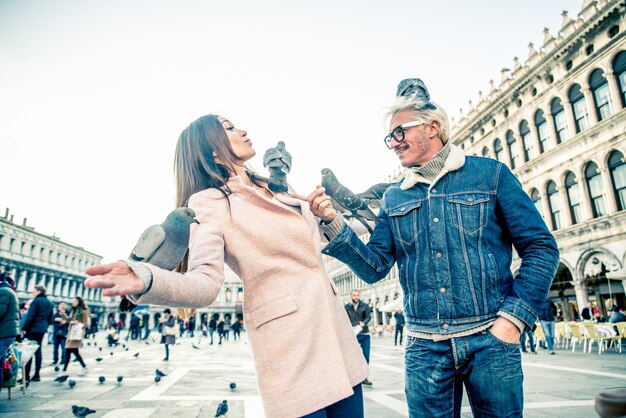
[400,144,466,191]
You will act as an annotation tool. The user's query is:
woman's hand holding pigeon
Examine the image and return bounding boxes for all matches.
[84,261,145,297]
[307,186,336,223]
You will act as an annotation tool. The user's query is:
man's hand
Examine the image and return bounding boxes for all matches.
[84,261,145,297]
[489,316,521,344]
[307,186,337,223]
[359,322,366,328]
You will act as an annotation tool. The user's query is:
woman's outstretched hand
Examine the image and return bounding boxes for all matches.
[84,261,145,297]
[307,186,337,223]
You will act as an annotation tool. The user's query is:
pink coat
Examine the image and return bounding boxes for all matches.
[131,176,368,417]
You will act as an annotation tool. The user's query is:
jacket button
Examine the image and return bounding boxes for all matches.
[440,287,446,294]
[443,323,449,330]
[433,217,439,223]
[468,197,474,202]
[432,188,437,193]
[436,252,442,258]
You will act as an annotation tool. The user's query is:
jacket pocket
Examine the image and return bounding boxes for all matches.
[388,201,422,248]
[250,295,298,329]
[448,193,490,235]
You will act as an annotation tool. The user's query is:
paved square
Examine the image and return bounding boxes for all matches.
[1,332,624,417]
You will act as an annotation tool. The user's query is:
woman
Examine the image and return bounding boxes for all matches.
[85,114,368,418]
[159,308,176,361]
[60,297,90,376]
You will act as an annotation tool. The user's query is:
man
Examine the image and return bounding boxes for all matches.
[309,78,559,417]
[394,309,405,346]
[208,314,217,345]
[0,271,19,389]
[52,302,69,366]
[581,302,594,321]
[344,290,372,386]
[609,306,626,324]
[538,298,557,354]
[21,285,53,382]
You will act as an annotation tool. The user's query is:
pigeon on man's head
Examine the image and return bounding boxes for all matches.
[321,168,377,233]
[395,78,435,110]
[263,141,292,193]
[68,379,76,388]
[119,207,199,312]
[72,405,96,417]
[55,374,69,383]
[215,400,228,417]
[155,369,167,377]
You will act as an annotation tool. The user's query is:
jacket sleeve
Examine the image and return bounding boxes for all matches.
[321,206,397,284]
[362,304,372,326]
[0,292,8,318]
[22,299,38,331]
[130,192,227,308]
[495,164,560,329]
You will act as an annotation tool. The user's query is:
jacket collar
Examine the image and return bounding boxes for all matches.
[400,144,466,191]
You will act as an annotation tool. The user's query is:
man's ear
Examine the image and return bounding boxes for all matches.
[428,121,441,139]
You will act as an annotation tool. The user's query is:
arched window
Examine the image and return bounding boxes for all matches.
[482,146,490,158]
[494,138,505,162]
[519,120,534,162]
[546,181,561,230]
[551,97,569,143]
[589,69,613,121]
[585,161,607,218]
[530,188,543,218]
[613,51,626,108]
[608,150,626,211]
[568,84,589,133]
[506,130,520,169]
[565,171,582,224]
[534,109,549,153]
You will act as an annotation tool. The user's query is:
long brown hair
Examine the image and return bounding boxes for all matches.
[173,114,245,318]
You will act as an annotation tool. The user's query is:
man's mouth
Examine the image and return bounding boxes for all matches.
[395,146,408,156]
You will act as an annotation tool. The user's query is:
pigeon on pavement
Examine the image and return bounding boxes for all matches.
[72,405,96,417]
[133,352,140,357]
[229,382,237,391]
[215,400,228,417]
[117,375,123,383]
[68,380,76,388]
[263,141,292,193]
[155,376,161,383]
[321,168,377,233]
[98,376,106,384]
[95,357,103,362]
[155,369,167,377]
[119,207,199,312]
[55,374,69,383]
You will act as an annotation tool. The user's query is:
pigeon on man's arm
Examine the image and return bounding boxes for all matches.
[357,182,394,209]
[119,207,199,312]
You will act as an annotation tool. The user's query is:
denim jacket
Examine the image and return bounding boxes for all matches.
[322,147,559,335]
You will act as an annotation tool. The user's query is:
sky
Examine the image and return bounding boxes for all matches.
[0,0,582,263]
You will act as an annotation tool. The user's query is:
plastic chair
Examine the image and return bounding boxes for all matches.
[555,322,568,348]
[534,323,546,350]
[598,323,621,353]
[580,322,611,354]
[567,322,588,353]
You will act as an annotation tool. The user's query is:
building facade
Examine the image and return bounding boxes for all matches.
[324,0,626,324]
[0,209,114,317]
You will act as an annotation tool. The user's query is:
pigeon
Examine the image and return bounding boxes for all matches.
[99,347,103,352]
[98,376,105,384]
[95,357,103,362]
[122,344,126,348]
[229,382,236,391]
[87,342,91,346]
[321,168,377,233]
[133,352,140,357]
[55,374,69,383]
[68,379,76,388]
[110,352,114,356]
[192,343,200,349]
[117,375,123,383]
[94,342,97,347]
[155,376,161,383]
[155,369,167,377]
[54,366,59,372]
[125,347,129,351]
[119,207,199,312]
[357,182,394,210]
[263,141,292,193]
[395,78,436,110]
[215,400,228,417]
[72,405,96,417]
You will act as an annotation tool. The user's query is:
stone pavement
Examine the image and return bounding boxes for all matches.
[0,331,625,417]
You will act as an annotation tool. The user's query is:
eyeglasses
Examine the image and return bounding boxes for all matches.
[383,121,425,149]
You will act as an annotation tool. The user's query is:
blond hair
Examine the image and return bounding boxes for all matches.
[386,96,450,144]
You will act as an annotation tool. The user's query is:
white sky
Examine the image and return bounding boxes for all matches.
[0,0,582,263]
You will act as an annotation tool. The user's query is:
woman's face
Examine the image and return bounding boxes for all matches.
[219,117,256,162]
[72,299,78,307]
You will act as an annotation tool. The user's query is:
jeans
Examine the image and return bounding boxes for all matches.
[0,336,16,391]
[520,330,535,353]
[395,325,404,345]
[356,334,370,364]
[209,329,215,344]
[539,321,555,351]
[24,331,45,379]
[53,335,66,364]
[164,343,170,360]
[301,384,363,418]
[405,332,523,418]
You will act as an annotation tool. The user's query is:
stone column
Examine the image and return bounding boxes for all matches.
[545,107,560,149]
[559,187,572,227]
[577,167,594,221]
[573,280,589,312]
[600,166,618,214]
[606,71,622,112]
[581,87,599,125]
[17,270,27,291]
[563,99,576,140]
[541,190,554,230]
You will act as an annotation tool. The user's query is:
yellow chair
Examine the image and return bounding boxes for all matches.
[533,323,545,350]
[555,322,567,348]
[566,322,588,353]
[580,322,611,354]
[598,323,622,353]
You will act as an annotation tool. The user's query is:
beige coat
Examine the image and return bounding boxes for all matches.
[132,176,368,417]
[66,307,90,349]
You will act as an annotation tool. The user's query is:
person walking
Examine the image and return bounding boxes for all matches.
[394,309,405,346]
[188,315,195,338]
[538,298,557,354]
[52,302,69,366]
[159,308,176,361]
[59,297,90,377]
[0,271,19,390]
[520,327,537,354]
[309,78,559,417]
[217,318,225,345]
[85,114,368,418]
[231,318,242,341]
[345,290,372,386]
[208,314,217,345]
[22,285,53,382]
